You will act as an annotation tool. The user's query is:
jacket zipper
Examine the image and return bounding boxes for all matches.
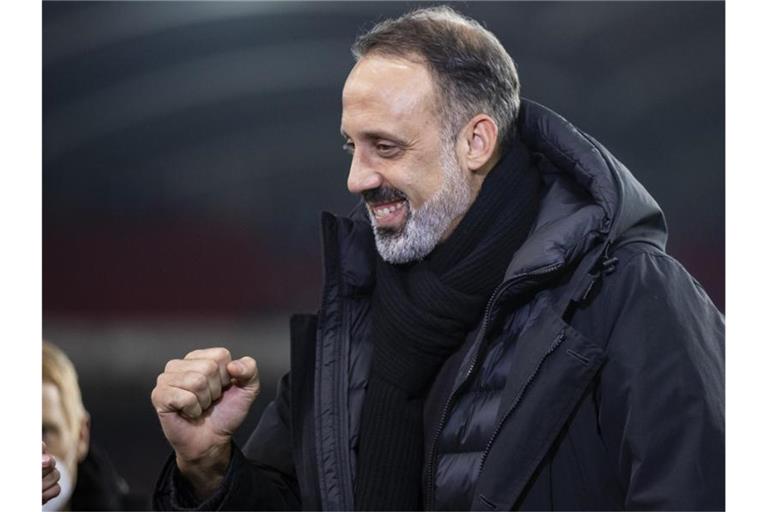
[424,263,562,509]
[476,328,568,475]
[338,298,355,510]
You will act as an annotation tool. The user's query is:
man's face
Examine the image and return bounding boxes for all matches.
[341,54,472,263]
[42,382,83,485]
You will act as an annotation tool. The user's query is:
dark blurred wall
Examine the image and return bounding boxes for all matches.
[42,1,724,500]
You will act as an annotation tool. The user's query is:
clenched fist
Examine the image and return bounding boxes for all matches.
[151,347,260,497]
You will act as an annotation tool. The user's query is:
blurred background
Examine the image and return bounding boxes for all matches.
[43,1,724,502]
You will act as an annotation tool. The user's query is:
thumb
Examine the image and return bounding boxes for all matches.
[227,357,260,394]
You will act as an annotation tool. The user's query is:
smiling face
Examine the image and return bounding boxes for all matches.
[341,54,473,263]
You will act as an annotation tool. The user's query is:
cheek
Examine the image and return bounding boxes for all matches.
[393,157,445,208]
[45,431,77,467]
[410,167,445,208]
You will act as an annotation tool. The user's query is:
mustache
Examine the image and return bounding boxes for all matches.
[362,186,407,204]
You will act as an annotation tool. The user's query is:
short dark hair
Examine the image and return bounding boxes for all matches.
[351,5,521,149]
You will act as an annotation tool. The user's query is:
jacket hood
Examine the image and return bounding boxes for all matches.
[505,99,667,279]
[324,99,668,292]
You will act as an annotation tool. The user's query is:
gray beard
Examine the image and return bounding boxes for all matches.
[369,148,472,264]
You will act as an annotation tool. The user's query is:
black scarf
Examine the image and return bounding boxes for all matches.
[354,138,541,510]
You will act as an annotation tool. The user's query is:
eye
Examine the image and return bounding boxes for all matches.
[376,143,399,157]
[342,141,355,155]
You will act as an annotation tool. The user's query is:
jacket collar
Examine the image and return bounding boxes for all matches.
[507,99,667,280]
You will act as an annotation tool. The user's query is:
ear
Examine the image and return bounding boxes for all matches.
[76,411,91,463]
[458,114,499,174]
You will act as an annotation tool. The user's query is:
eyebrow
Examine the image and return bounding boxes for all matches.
[340,128,410,147]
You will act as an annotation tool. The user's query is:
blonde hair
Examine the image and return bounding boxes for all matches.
[43,341,86,436]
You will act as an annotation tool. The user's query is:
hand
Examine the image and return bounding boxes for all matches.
[151,347,260,497]
[42,442,60,504]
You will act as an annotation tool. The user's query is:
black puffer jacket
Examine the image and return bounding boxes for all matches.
[154,100,725,511]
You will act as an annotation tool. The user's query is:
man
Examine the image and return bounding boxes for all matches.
[42,341,138,510]
[152,6,724,511]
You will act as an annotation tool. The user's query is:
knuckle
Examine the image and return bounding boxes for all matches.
[164,359,180,372]
[150,387,167,408]
[203,359,219,376]
[186,372,207,391]
[182,399,201,417]
[213,347,231,361]
[179,389,197,408]
[150,387,159,405]
[169,393,188,412]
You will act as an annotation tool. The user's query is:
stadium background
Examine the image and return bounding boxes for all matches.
[43,1,724,501]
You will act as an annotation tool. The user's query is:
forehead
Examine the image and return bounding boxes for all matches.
[341,54,438,134]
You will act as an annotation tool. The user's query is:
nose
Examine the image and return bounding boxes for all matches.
[347,152,383,194]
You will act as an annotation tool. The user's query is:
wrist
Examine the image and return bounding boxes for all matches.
[175,442,232,500]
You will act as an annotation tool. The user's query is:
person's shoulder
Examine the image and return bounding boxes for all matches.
[612,241,682,273]
[607,241,715,307]
[589,240,723,355]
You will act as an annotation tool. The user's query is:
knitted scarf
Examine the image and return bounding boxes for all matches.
[354,138,541,510]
